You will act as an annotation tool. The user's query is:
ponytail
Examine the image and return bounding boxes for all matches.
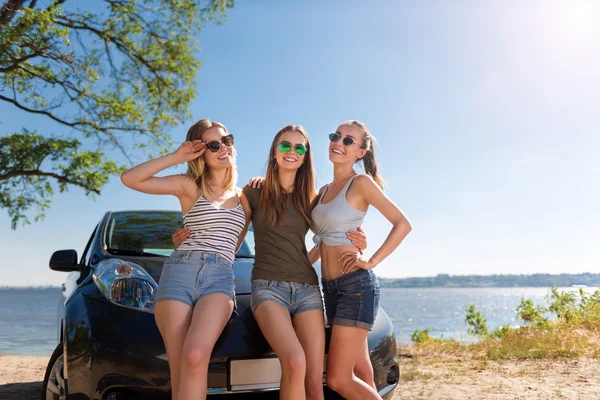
[362,139,384,189]
[342,120,385,189]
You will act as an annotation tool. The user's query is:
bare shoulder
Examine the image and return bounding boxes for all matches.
[353,174,379,189]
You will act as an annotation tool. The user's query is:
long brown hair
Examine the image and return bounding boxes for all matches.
[341,120,385,189]
[260,125,317,228]
[184,119,237,195]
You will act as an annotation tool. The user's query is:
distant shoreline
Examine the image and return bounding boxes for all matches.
[378,272,600,288]
[0,286,60,290]
[3,272,600,290]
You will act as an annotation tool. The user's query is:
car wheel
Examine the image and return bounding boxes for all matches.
[42,343,68,400]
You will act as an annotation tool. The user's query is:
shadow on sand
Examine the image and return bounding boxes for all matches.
[0,382,344,399]
[0,381,42,400]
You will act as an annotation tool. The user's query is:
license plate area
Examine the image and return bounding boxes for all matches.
[229,357,281,391]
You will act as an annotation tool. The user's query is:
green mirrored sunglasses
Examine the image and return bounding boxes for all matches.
[278,141,307,156]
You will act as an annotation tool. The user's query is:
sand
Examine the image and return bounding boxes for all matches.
[1,354,599,399]
[0,355,49,399]
[396,357,600,400]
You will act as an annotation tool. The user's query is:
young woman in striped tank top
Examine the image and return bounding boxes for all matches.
[121,119,247,400]
[312,120,412,400]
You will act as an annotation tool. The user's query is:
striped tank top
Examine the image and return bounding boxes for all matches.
[177,193,246,263]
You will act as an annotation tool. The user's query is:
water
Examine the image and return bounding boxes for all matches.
[0,287,595,356]
[380,286,598,343]
[0,288,62,356]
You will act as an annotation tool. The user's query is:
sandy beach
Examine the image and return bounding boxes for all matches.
[0,355,48,399]
[396,356,600,400]
[2,354,599,399]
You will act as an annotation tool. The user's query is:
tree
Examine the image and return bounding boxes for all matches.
[0,0,233,229]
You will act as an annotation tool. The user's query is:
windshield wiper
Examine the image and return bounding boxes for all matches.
[106,248,163,257]
[235,255,254,259]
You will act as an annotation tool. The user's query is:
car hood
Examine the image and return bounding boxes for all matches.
[106,255,255,295]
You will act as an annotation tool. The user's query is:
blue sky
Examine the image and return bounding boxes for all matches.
[1,0,599,286]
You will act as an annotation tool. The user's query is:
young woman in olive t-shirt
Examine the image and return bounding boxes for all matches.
[173,125,366,400]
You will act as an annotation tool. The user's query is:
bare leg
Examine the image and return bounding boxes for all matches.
[254,301,306,400]
[293,310,326,400]
[353,337,376,390]
[178,293,234,400]
[326,325,382,400]
[154,300,193,400]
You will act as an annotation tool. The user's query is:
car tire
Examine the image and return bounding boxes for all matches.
[41,343,68,400]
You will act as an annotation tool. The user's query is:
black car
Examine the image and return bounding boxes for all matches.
[42,210,399,400]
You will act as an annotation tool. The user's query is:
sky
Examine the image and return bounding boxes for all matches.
[1,0,599,286]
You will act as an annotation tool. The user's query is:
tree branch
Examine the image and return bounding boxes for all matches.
[0,170,101,194]
[0,93,85,127]
[0,51,42,73]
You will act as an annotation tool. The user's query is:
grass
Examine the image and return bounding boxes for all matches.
[401,286,600,361]
[399,366,435,382]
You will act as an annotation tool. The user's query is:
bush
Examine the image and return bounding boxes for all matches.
[407,287,600,360]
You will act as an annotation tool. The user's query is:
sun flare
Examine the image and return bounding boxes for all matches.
[550,1,599,48]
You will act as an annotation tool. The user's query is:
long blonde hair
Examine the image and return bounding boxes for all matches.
[341,120,385,189]
[260,125,317,229]
[184,119,237,194]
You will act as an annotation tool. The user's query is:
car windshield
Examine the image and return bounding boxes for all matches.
[105,211,254,258]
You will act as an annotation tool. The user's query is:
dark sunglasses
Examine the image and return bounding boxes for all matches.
[205,134,234,152]
[329,132,361,147]
[278,141,307,156]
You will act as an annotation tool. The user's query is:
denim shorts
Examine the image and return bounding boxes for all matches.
[251,280,324,317]
[321,269,381,331]
[155,250,235,308]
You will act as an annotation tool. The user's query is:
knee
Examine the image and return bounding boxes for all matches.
[281,352,306,379]
[325,372,346,393]
[183,348,210,370]
[354,363,374,383]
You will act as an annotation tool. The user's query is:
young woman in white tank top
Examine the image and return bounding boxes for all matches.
[312,120,411,400]
[121,119,248,400]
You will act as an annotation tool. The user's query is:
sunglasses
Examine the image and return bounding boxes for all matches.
[278,141,307,156]
[329,132,362,147]
[205,134,234,152]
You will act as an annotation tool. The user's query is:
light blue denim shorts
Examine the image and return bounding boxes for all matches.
[251,279,324,317]
[155,250,235,308]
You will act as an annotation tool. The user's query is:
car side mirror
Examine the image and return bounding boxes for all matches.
[49,250,80,272]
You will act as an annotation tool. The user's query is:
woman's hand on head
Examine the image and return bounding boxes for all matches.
[174,140,206,162]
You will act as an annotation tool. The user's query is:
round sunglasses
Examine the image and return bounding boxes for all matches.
[278,141,307,156]
[328,132,362,147]
[206,134,234,152]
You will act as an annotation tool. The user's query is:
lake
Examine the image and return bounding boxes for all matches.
[0,286,593,356]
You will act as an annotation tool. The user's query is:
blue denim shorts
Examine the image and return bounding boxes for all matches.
[155,250,235,308]
[251,280,324,317]
[321,269,381,331]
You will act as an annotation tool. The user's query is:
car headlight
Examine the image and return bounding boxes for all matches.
[93,259,158,313]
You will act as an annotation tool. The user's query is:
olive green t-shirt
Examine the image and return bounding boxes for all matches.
[243,185,318,285]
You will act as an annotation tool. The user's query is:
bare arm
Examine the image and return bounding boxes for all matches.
[340,175,412,272]
[120,140,206,197]
[307,246,321,265]
[235,193,253,253]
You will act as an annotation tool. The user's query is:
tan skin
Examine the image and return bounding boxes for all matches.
[320,123,411,400]
[173,130,367,400]
[121,126,246,400]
